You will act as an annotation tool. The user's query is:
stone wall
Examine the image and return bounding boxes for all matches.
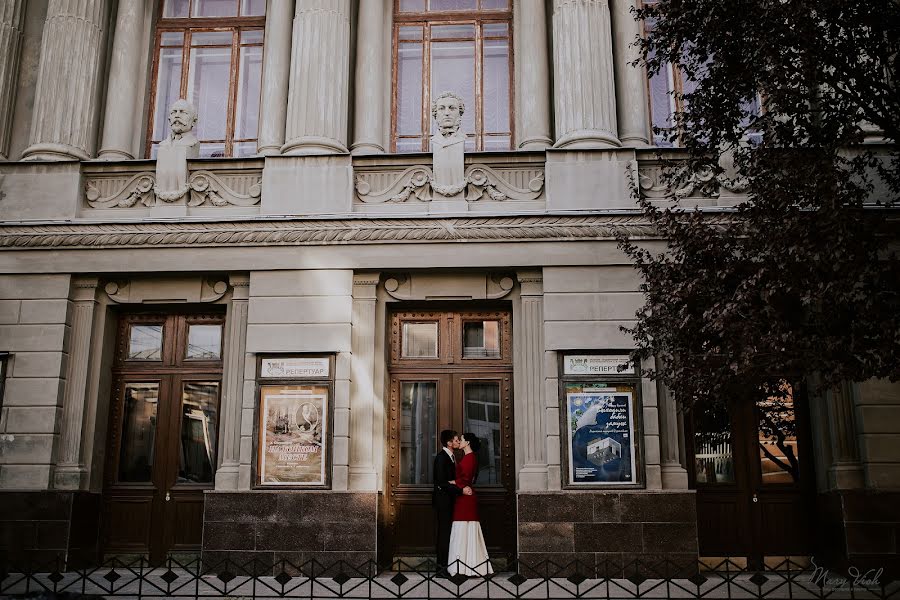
[517,491,698,577]
[818,489,900,577]
[0,274,71,489]
[201,491,377,575]
[0,491,100,567]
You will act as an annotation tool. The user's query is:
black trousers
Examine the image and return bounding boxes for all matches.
[434,497,454,570]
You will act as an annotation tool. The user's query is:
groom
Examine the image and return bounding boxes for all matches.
[433,430,471,575]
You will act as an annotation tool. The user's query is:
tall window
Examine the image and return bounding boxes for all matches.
[393,0,513,153]
[147,0,265,158]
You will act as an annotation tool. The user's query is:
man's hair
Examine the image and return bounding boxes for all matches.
[440,429,458,448]
[431,91,466,120]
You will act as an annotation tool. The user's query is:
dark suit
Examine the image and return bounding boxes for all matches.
[432,449,460,571]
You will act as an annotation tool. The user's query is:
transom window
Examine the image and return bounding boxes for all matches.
[147,0,265,158]
[393,0,513,152]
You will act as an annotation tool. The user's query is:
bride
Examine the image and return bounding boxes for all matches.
[447,432,493,576]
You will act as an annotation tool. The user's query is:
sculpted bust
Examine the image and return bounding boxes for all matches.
[154,99,200,202]
[430,91,466,197]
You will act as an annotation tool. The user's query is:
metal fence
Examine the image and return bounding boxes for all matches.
[1,556,897,599]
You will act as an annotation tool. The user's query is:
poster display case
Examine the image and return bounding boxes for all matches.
[254,354,334,488]
[559,352,644,489]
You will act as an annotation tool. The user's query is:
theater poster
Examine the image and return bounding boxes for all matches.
[565,382,637,486]
[258,384,328,486]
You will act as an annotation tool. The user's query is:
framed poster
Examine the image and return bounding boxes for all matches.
[559,352,644,489]
[255,354,334,488]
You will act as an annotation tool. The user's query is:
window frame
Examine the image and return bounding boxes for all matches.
[391,0,514,153]
[146,0,266,159]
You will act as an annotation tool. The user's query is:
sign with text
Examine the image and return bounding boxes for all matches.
[258,384,328,486]
[563,355,634,376]
[260,357,330,379]
[565,383,637,485]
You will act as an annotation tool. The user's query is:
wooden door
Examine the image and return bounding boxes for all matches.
[688,385,815,565]
[385,310,515,563]
[102,313,224,563]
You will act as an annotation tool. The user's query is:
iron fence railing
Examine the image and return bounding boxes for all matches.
[1,556,896,599]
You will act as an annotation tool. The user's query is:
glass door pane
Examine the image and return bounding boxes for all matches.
[692,402,735,484]
[178,381,220,483]
[463,380,501,484]
[757,387,800,484]
[118,383,160,482]
[399,381,437,484]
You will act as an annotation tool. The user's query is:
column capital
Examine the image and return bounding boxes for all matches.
[516,270,543,296]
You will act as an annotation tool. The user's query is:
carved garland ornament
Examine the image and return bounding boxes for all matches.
[355,164,545,204]
[0,214,741,249]
[85,171,262,209]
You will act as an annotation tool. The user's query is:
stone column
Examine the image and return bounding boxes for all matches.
[611,0,649,146]
[656,360,689,488]
[552,0,620,149]
[22,0,109,161]
[282,0,351,155]
[350,0,386,154]
[349,273,380,490]
[0,1,24,160]
[514,0,552,149]
[53,277,100,490]
[97,0,145,160]
[215,275,249,490]
[516,272,549,490]
[256,0,294,155]
[826,382,865,489]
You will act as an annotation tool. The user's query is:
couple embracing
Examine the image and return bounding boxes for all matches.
[432,430,493,577]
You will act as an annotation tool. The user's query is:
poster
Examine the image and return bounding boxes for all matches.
[566,383,637,485]
[259,384,328,485]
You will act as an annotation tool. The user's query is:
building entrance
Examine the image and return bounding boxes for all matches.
[687,385,815,566]
[101,312,224,563]
[384,309,516,564]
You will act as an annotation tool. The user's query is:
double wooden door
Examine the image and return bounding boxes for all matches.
[385,309,516,563]
[687,385,815,565]
[102,313,224,563]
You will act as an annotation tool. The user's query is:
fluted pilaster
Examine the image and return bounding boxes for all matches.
[516,272,549,490]
[827,382,865,489]
[257,0,294,155]
[350,0,387,154]
[611,0,649,146]
[97,0,145,160]
[215,275,249,490]
[23,0,109,161]
[349,273,380,490]
[282,0,351,154]
[53,277,100,490]
[656,360,689,488]
[515,0,552,149]
[0,1,24,160]
[552,0,620,149]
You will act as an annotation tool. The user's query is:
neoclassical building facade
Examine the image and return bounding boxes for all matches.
[0,0,897,575]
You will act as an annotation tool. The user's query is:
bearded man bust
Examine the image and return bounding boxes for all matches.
[430,91,467,199]
[154,99,200,202]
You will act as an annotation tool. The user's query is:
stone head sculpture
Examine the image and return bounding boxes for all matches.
[168,99,198,136]
[431,91,465,137]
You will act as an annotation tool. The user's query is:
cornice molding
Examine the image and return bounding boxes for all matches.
[0,214,734,250]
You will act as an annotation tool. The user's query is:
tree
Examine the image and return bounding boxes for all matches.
[618,0,900,411]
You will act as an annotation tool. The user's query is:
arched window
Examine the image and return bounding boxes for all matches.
[147,0,265,158]
[392,0,513,153]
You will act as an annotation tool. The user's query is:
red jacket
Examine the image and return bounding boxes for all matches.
[452,452,480,522]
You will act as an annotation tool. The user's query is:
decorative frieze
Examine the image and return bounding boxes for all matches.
[0,214,739,250]
[354,163,545,204]
[82,165,263,210]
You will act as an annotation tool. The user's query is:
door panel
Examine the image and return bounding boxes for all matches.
[386,308,515,564]
[102,313,224,563]
[689,386,814,563]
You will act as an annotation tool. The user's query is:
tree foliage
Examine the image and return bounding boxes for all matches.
[619,0,900,409]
